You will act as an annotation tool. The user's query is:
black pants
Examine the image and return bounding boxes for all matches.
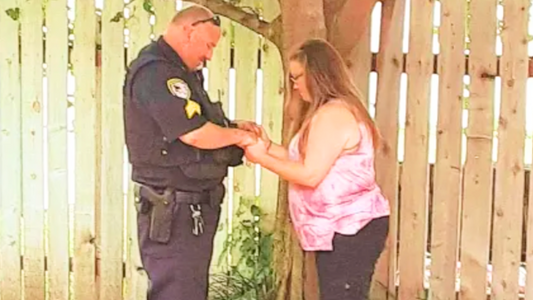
[137,201,220,300]
[316,216,389,300]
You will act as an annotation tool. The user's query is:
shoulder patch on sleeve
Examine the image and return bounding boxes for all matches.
[166,78,191,99]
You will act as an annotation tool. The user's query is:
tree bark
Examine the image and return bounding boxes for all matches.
[269,2,327,300]
[327,0,379,60]
[323,0,349,41]
[279,0,326,62]
[185,1,383,299]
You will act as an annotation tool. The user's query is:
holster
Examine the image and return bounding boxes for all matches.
[133,183,225,243]
[134,184,176,244]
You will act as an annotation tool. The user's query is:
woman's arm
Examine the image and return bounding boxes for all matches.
[246,103,360,188]
[254,125,289,159]
[266,142,289,160]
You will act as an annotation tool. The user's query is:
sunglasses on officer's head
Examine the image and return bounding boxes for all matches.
[191,15,221,27]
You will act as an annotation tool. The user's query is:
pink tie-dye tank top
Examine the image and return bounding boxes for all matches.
[288,123,390,251]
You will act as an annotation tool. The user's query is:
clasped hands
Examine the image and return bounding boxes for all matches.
[233,120,270,164]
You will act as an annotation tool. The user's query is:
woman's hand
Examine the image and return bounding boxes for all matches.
[256,125,272,150]
[234,121,272,151]
[244,139,269,163]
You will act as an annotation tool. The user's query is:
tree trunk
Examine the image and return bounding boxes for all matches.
[271,1,327,299]
[185,1,386,299]
[272,1,381,300]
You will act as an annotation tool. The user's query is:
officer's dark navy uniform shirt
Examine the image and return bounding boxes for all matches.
[124,37,229,192]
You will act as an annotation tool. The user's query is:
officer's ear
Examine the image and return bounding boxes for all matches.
[181,24,194,42]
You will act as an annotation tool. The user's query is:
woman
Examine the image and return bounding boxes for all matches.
[244,38,390,300]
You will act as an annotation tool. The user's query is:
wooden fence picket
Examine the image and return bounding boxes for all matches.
[0,0,23,298]
[429,0,466,298]
[372,0,406,298]
[99,0,126,298]
[491,0,529,298]
[398,0,434,298]
[45,0,70,298]
[72,0,98,298]
[20,0,46,298]
[459,0,498,298]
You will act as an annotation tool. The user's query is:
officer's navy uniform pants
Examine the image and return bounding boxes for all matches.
[137,200,220,300]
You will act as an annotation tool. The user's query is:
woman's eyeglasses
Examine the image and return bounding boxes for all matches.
[290,73,303,83]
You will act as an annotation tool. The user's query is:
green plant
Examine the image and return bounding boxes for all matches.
[209,196,276,300]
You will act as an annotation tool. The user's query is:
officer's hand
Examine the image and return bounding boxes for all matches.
[233,120,261,136]
[237,130,258,148]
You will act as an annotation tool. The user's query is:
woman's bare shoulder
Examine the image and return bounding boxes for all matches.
[313,99,357,125]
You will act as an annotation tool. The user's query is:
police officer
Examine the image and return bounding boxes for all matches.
[123,5,260,300]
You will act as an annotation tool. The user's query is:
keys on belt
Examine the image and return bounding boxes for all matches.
[134,184,209,237]
[190,204,205,236]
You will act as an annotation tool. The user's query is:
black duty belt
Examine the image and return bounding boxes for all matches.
[133,183,224,207]
[133,183,225,238]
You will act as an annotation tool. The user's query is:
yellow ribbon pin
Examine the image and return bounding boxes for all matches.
[184,99,201,119]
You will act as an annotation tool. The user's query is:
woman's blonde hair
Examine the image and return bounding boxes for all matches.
[287,38,380,156]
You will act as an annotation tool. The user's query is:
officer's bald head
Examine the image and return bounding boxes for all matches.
[170,5,214,26]
[163,5,221,71]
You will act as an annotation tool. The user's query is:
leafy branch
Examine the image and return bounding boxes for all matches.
[106,0,282,47]
[209,196,276,300]
[186,0,282,48]
[109,0,154,23]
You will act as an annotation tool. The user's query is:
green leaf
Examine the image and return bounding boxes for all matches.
[241,219,252,227]
[250,204,260,217]
[143,0,154,14]
[5,7,20,21]
[110,12,123,23]
[246,259,255,267]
